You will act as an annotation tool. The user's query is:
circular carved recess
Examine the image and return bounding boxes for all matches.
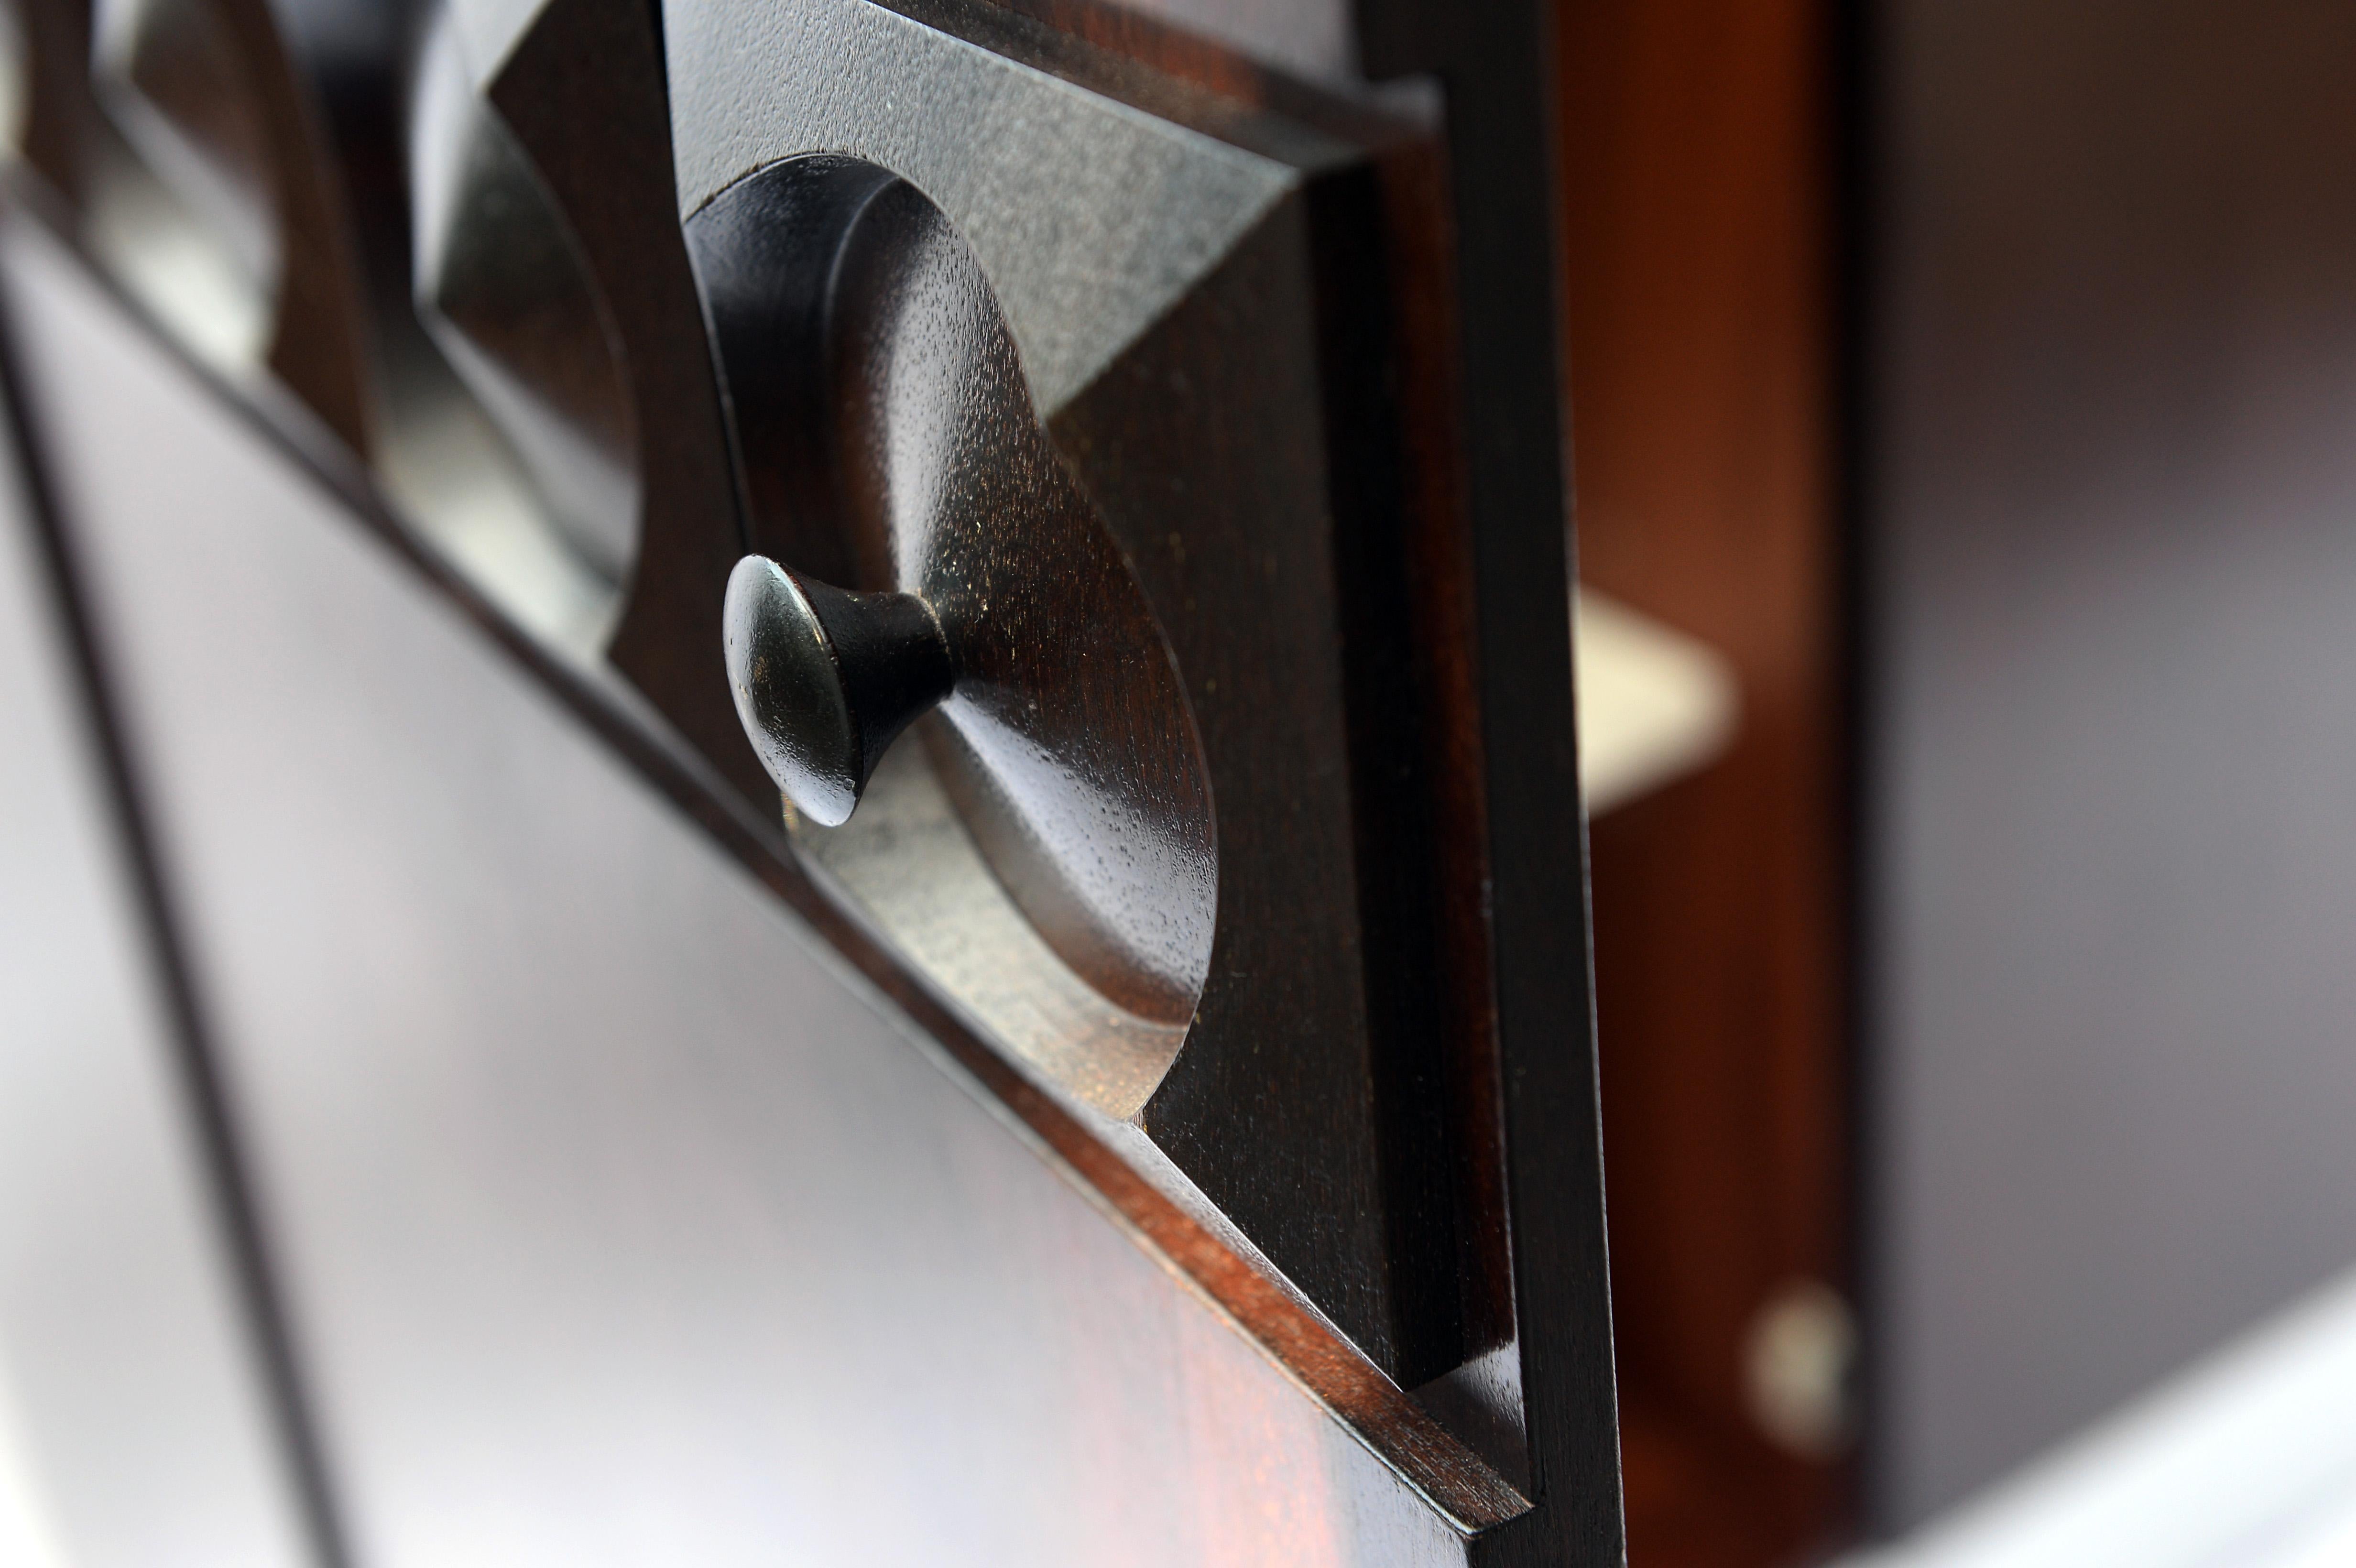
[410,9,640,598]
[689,155,1216,1027]
[92,0,279,299]
[87,0,279,366]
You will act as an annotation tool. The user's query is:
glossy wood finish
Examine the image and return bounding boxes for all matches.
[471,0,769,802]
[1041,137,1480,1385]
[689,157,1217,1021]
[0,0,1626,1556]
[1554,0,1849,1563]
[1,206,1519,1564]
[1330,0,1636,1557]
[663,0,1507,1391]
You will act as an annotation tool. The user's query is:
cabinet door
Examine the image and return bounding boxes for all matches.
[0,0,1614,1560]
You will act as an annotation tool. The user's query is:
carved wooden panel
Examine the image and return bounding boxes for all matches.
[0,0,1618,1558]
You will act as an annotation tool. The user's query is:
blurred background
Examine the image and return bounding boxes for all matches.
[1566,0,2356,1564]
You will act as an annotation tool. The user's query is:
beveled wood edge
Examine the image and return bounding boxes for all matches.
[0,171,1534,1537]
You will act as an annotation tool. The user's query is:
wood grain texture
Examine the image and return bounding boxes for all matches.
[488,0,772,806]
[0,176,1536,1544]
[931,0,1537,1433]
[1554,0,1850,1562]
[8,0,1629,1549]
[678,0,1514,1392]
[687,156,1219,1023]
[1354,0,1631,1561]
[1052,183,1442,1383]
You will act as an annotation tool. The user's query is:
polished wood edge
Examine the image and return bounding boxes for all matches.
[0,172,1534,1536]
[1360,0,1630,1563]
[1360,130,1522,1385]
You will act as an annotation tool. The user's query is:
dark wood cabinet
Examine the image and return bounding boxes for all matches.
[0,0,1623,1561]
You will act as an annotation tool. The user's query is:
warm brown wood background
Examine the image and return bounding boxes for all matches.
[1555,0,1849,1563]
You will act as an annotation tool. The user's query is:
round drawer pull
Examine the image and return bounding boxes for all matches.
[722,554,954,827]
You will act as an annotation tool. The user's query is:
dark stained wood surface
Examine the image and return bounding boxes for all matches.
[487,0,773,806]
[929,0,1529,1403]
[3,196,1534,1557]
[1054,183,1457,1381]
[688,156,1220,1023]
[13,0,98,200]
[11,0,361,403]
[4,0,1632,1554]
[87,0,394,449]
[221,0,385,453]
[1,205,1534,1560]
[1356,0,1631,1561]
[671,0,1526,1396]
[1555,0,1851,1563]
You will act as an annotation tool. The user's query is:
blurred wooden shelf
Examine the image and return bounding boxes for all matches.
[1575,586,1739,817]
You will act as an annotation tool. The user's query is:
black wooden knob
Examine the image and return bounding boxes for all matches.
[722,555,955,827]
